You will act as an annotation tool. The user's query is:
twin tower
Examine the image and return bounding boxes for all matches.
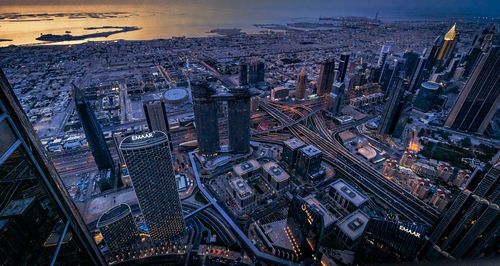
[192,77,253,156]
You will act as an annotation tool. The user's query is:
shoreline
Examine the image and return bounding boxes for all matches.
[1,16,497,48]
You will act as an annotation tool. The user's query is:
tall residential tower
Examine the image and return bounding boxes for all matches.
[119,131,185,241]
[445,38,500,134]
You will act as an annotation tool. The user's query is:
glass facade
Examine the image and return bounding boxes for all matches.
[285,196,324,261]
[119,131,185,242]
[0,70,105,265]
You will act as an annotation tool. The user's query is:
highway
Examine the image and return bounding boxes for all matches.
[258,100,439,226]
[188,151,299,266]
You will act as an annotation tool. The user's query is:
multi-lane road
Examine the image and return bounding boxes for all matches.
[258,100,440,226]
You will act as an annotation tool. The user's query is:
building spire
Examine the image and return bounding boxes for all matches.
[444,23,457,41]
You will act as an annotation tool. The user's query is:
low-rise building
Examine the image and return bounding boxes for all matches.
[229,177,256,210]
[261,161,290,191]
[328,179,368,213]
[233,159,261,179]
[336,210,370,250]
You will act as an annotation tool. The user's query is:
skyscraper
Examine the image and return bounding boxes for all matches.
[464,26,496,78]
[238,60,248,86]
[0,70,105,265]
[191,78,220,156]
[403,51,420,82]
[282,137,306,169]
[377,45,392,68]
[358,218,428,264]
[97,203,140,253]
[295,68,307,99]
[408,54,429,92]
[227,86,251,154]
[247,58,265,85]
[143,99,172,150]
[337,53,350,83]
[425,162,499,260]
[425,36,442,71]
[444,39,500,134]
[327,82,345,115]
[380,59,404,98]
[73,84,116,180]
[435,24,458,70]
[285,196,324,261]
[296,145,324,179]
[316,59,335,96]
[119,131,185,241]
[378,75,405,135]
[143,100,170,135]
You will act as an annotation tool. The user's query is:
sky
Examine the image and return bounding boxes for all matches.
[0,0,497,8]
[1,0,499,18]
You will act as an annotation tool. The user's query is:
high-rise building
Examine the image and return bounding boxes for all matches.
[143,100,172,151]
[380,59,404,97]
[112,131,126,166]
[337,53,350,83]
[296,145,324,179]
[97,203,140,253]
[403,51,420,82]
[285,196,324,261]
[328,179,368,214]
[0,70,105,265]
[247,58,265,85]
[238,60,248,86]
[425,36,442,71]
[295,68,307,99]
[357,218,428,264]
[377,45,392,68]
[316,59,335,96]
[444,40,500,134]
[425,162,499,260]
[227,87,251,154]
[119,131,185,241]
[143,100,169,134]
[327,82,345,116]
[435,24,458,70]
[282,138,306,169]
[378,75,405,135]
[191,78,220,156]
[409,54,429,92]
[73,84,117,185]
[464,26,496,78]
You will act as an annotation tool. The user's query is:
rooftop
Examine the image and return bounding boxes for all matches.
[421,81,440,91]
[230,178,254,199]
[233,159,261,176]
[97,203,132,228]
[337,210,369,240]
[330,179,368,207]
[300,144,322,157]
[119,131,168,150]
[262,161,290,183]
[304,196,338,227]
[283,137,305,150]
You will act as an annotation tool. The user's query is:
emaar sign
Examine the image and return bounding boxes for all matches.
[132,133,154,141]
[399,225,421,238]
